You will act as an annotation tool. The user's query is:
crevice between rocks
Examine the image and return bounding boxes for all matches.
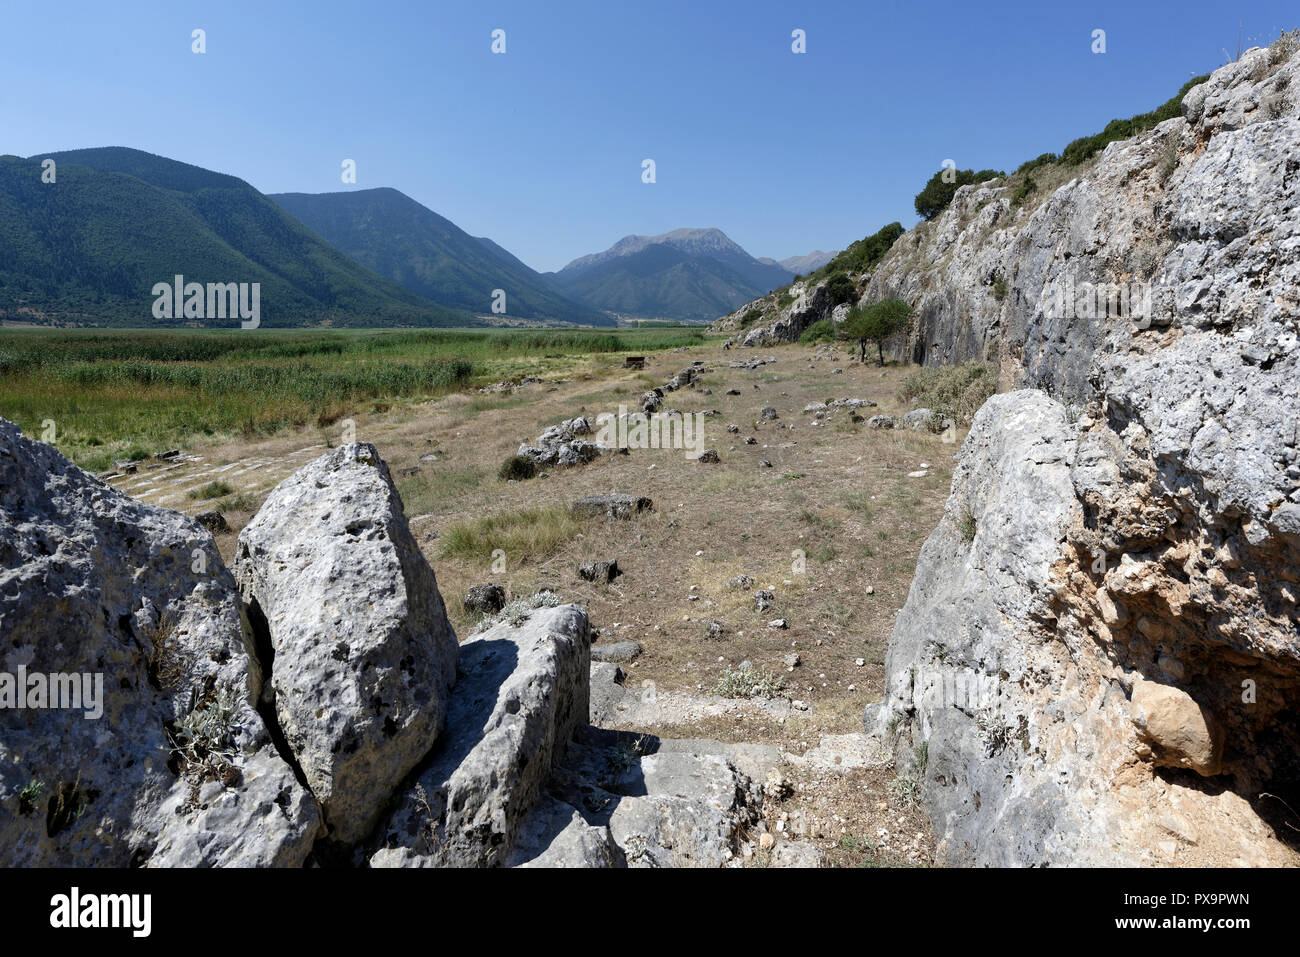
[243,596,313,797]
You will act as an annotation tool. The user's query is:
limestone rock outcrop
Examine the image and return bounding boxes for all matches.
[1,424,775,868]
[873,46,1300,866]
[713,278,840,345]
[0,418,321,866]
[233,443,458,845]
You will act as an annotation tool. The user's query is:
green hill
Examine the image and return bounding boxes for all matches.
[0,148,470,328]
[271,188,611,325]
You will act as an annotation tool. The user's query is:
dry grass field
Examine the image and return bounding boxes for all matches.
[103,338,972,865]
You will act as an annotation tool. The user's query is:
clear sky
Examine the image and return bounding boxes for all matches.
[2,0,1294,272]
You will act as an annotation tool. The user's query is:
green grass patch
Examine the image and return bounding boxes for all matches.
[958,506,978,542]
[0,326,708,470]
[396,466,487,517]
[439,505,583,565]
[187,480,234,501]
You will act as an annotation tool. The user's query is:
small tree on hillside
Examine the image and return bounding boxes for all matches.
[824,273,858,307]
[839,299,913,365]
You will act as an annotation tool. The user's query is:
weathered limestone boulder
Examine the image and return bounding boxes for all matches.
[371,598,779,868]
[193,509,230,534]
[1130,678,1224,776]
[0,427,781,869]
[517,412,619,469]
[0,419,320,866]
[370,602,591,866]
[578,559,621,584]
[534,730,767,867]
[664,366,696,391]
[517,427,600,469]
[233,443,458,846]
[902,408,943,431]
[590,641,642,663]
[572,493,653,520]
[507,793,623,867]
[876,392,1297,866]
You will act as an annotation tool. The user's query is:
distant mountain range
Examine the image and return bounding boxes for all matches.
[0,146,832,327]
[0,148,466,328]
[270,188,609,325]
[548,228,795,321]
[776,250,836,275]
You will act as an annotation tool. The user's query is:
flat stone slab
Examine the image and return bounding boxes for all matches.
[370,603,590,867]
[571,494,653,520]
[590,641,642,663]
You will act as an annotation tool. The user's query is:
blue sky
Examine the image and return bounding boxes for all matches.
[2,0,1294,271]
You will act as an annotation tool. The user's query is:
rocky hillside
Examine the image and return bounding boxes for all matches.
[869,42,1300,864]
[710,222,903,346]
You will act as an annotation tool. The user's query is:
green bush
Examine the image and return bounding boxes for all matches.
[1015,152,1058,175]
[497,454,538,481]
[824,273,857,307]
[914,168,1004,220]
[1058,75,1209,166]
[1010,176,1037,207]
[188,480,235,501]
[802,223,905,287]
[897,362,998,425]
[904,73,1213,231]
[799,319,836,344]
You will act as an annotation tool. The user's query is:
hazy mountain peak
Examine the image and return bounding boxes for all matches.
[560,227,751,273]
[778,249,837,274]
[550,226,795,321]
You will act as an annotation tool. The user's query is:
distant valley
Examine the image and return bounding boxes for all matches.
[270,188,611,326]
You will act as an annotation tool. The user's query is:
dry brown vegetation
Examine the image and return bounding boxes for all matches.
[115,337,970,866]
